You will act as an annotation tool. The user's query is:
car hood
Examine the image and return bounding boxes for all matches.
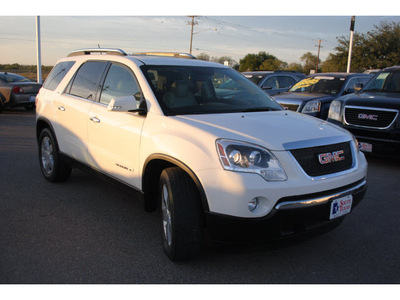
[340,92,400,110]
[273,92,336,104]
[176,111,350,151]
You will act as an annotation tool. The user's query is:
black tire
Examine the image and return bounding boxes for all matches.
[38,128,72,182]
[159,167,204,261]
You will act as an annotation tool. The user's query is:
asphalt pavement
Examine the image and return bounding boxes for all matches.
[0,108,399,284]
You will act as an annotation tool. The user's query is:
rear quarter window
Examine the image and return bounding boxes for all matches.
[65,61,108,100]
[43,61,75,91]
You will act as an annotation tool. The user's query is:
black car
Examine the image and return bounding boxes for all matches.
[327,66,400,158]
[273,73,373,120]
[242,70,305,96]
[0,72,42,112]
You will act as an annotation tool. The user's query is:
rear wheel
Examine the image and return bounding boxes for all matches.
[159,167,203,261]
[38,128,71,182]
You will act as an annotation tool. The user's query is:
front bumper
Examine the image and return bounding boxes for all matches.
[205,178,367,242]
[356,135,400,158]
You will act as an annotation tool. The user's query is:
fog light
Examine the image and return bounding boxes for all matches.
[248,198,259,212]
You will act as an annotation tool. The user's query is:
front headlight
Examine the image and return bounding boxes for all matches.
[216,139,287,181]
[302,100,321,113]
[328,100,342,121]
[351,133,360,152]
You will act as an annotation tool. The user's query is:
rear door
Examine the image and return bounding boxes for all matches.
[55,61,108,163]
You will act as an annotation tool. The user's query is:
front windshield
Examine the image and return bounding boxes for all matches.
[142,65,282,115]
[289,76,345,95]
[363,71,400,93]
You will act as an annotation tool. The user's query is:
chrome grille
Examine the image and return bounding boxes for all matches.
[290,142,353,177]
[344,106,398,129]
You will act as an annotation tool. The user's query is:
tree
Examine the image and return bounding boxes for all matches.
[363,21,400,69]
[211,56,237,67]
[286,62,304,73]
[300,52,321,74]
[260,58,287,70]
[197,52,210,61]
[239,51,282,71]
[322,21,400,72]
[321,53,342,72]
[322,33,367,72]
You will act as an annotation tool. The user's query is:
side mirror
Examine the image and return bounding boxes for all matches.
[107,95,147,115]
[354,83,363,92]
[107,96,137,112]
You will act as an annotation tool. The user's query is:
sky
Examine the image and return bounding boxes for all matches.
[1,1,400,66]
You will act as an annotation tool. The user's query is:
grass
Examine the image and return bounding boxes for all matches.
[14,72,49,82]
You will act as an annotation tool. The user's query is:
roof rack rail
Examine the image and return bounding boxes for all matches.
[131,52,196,59]
[274,70,303,74]
[68,48,127,57]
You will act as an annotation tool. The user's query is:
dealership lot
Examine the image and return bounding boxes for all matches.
[0,109,399,284]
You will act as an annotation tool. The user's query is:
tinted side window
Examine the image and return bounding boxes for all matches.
[99,64,141,105]
[359,77,371,86]
[262,76,278,89]
[67,61,108,100]
[43,61,75,90]
[278,76,296,88]
[344,77,359,93]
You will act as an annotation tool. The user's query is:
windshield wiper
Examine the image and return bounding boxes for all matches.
[364,88,387,92]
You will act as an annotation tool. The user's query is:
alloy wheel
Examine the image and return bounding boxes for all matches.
[41,136,54,175]
[161,184,172,247]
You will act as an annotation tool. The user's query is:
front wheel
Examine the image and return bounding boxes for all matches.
[159,167,204,261]
[38,128,71,182]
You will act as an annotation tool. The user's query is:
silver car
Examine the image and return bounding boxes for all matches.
[0,72,42,112]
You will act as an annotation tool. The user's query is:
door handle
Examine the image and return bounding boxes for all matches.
[90,116,101,123]
[58,106,65,111]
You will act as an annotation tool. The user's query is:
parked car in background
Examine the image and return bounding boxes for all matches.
[327,66,400,158]
[242,71,305,96]
[273,73,373,120]
[0,72,42,112]
[363,69,380,75]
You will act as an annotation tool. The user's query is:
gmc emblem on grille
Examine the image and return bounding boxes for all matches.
[318,150,345,164]
[358,113,378,120]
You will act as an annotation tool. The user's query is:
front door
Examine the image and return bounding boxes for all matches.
[87,63,145,189]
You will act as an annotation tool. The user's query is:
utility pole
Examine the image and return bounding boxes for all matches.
[315,39,323,73]
[347,16,356,73]
[36,16,42,84]
[188,16,198,55]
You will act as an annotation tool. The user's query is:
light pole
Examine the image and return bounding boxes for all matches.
[347,16,355,73]
[36,16,42,84]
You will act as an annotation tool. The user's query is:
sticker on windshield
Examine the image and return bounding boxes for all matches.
[292,78,321,90]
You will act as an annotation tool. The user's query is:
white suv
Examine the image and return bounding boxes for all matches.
[36,48,368,261]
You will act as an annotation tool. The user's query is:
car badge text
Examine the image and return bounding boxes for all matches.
[318,150,345,164]
[358,113,378,120]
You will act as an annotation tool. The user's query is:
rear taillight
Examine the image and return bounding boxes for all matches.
[12,86,24,93]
